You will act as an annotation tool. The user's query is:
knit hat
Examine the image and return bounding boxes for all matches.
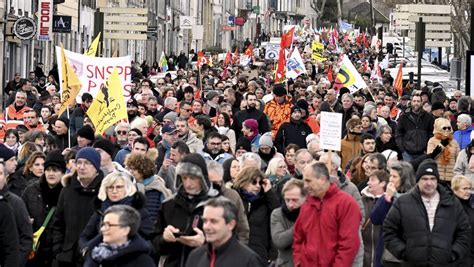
[291,105,302,113]
[163,112,178,123]
[0,144,15,161]
[259,132,273,148]
[77,125,95,141]
[432,102,445,111]
[416,159,439,182]
[93,138,115,158]
[76,147,101,172]
[175,153,217,196]
[273,84,287,96]
[296,99,309,112]
[206,90,219,101]
[57,117,69,128]
[44,150,66,173]
[243,119,258,134]
[129,128,143,136]
[235,138,251,152]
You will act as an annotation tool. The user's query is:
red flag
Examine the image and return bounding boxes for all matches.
[197,51,208,68]
[224,51,231,66]
[245,45,253,57]
[274,49,286,83]
[327,65,333,83]
[280,27,295,49]
[232,48,239,65]
[393,63,403,98]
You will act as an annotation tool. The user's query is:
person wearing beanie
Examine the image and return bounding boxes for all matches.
[384,158,470,266]
[52,146,104,265]
[76,125,95,149]
[258,132,285,169]
[240,118,261,152]
[93,138,126,176]
[235,138,252,158]
[264,83,293,139]
[53,117,70,151]
[22,150,65,266]
[274,106,312,154]
[431,102,445,119]
[154,153,218,267]
[163,111,179,124]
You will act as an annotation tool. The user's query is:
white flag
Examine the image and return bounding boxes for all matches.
[286,48,306,80]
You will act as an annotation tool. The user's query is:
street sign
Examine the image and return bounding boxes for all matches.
[38,0,53,41]
[180,16,194,30]
[227,16,235,26]
[13,17,36,40]
[52,15,71,33]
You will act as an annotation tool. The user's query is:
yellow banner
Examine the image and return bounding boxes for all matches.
[311,41,326,63]
[58,44,82,116]
[84,32,101,57]
[86,68,128,134]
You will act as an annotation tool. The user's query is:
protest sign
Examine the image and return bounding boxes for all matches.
[319,111,343,151]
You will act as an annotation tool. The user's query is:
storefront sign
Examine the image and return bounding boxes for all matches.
[13,17,36,40]
[38,0,53,41]
[53,15,71,33]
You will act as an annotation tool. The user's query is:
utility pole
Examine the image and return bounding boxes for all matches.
[415,17,425,90]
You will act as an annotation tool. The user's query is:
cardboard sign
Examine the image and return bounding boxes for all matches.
[55,46,132,103]
[319,112,343,151]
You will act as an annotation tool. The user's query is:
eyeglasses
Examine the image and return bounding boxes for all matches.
[100,222,124,230]
[251,179,262,186]
[442,127,452,131]
[106,185,125,192]
[157,83,164,85]
[117,130,127,135]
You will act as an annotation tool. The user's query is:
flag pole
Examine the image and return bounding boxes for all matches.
[66,106,71,148]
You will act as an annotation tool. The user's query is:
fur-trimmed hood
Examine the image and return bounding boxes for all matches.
[175,161,219,197]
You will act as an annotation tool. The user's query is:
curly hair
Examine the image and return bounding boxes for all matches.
[124,153,156,179]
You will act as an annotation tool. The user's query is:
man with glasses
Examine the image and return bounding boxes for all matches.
[52,147,104,266]
[179,101,193,120]
[176,117,203,153]
[115,129,142,166]
[202,132,232,164]
[113,122,131,149]
[156,123,179,171]
[395,94,434,161]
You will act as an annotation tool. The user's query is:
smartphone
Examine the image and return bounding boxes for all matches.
[173,232,189,238]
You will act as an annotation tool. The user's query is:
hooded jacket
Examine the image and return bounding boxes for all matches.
[179,131,204,153]
[293,183,361,267]
[264,96,293,139]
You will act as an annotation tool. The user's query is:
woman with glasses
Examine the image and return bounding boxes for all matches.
[83,205,155,266]
[265,158,290,187]
[375,125,401,159]
[79,172,155,254]
[427,117,460,185]
[233,166,279,263]
[370,162,416,267]
[451,175,474,266]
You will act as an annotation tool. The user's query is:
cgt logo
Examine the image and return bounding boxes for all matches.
[38,0,52,41]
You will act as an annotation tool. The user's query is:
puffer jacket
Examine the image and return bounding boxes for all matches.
[453,125,474,150]
[427,137,460,182]
[264,96,293,139]
[383,185,471,266]
[395,109,434,155]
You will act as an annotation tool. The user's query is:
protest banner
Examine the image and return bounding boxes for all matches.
[58,45,81,116]
[311,41,326,62]
[286,48,306,80]
[55,46,132,103]
[334,54,367,94]
[319,111,343,151]
[86,68,128,134]
[84,32,101,56]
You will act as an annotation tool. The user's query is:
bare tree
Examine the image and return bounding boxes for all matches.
[310,0,327,23]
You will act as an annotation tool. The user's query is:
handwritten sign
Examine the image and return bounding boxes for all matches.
[319,111,343,151]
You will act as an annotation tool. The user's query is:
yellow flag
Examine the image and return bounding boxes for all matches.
[58,44,82,116]
[86,68,128,134]
[84,32,101,56]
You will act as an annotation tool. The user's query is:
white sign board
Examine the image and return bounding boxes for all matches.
[180,16,194,30]
[55,47,132,103]
[38,0,53,41]
[319,112,343,151]
[192,25,203,40]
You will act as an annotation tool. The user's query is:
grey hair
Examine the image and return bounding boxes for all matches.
[103,205,141,238]
[207,161,224,180]
[308,162,330,181]
[205,196,238,224]
[115,122,131,133]
[164,96,177,107]
[389,162,416,193]
[98,172,137,201]
[363,104,376,117]
[342,93,354,102]
[377,125,392,138]
[238,152,262,170]
[319,152,341,169]
[458,114,472,125]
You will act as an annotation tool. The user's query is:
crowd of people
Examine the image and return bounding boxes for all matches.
[0,29,473,267]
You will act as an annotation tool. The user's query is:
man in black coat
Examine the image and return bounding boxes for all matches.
[383,159,471,266]
[395,94,435,161]
[232,92,270,140]
[274,105,312,153]
[52,147,104,266]
[186,197,265,267]
[0,160,20,267]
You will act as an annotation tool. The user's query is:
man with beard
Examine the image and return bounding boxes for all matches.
[264,84,293,139]
[353,93,366,114]
[232,92,270,140]
[224,87,241,114]
[395,94,434,161]
[202,132,232,164]
[127,98,139,122]
[341,93,358,136]
[175,117,203,153]
[341,118,363,170]
[275,106,312,153]
[270,179,306,267]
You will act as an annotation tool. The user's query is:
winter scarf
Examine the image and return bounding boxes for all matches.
[239,189,260,203]
[281,201,300,222]
[434,133,453,165]
[101,196,134,212]
[91,241,131,262]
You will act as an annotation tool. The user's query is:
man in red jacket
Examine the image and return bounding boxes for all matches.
[293,162,361,267]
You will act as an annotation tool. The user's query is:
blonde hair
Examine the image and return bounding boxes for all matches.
[451,175,472,192]
[265,157,286,177]
[281,178,306,196]
[98,172,137,201]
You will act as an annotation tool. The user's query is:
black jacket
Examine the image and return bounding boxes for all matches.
[232,108,270,140]
[0,195,20,267]
[83,234,155,267]
[1,187,33,267]
[383,185,471,266]
[274,119,312,153]
[153,191,214,267]
[458,197,474,266]
[52,171,104,264]
[79,192,154,251]
[238,188,279,261]
[375,137,402,160]
[185,237,265,267]
[22,179,62,267]
[395,109,434,155]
